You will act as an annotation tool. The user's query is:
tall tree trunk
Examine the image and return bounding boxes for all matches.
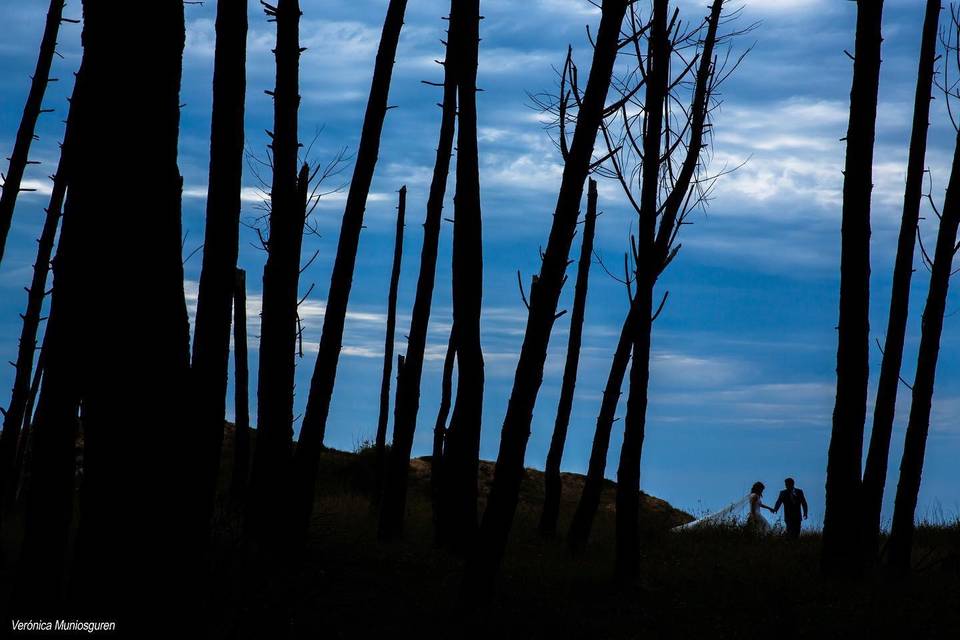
[232,268,251,500]
[614,0,669,582]
[568,300,636,553]
[539,178,598,537]
[462,0,628,600]
[822,0,884,577]
[886,124,960,576]
[431,329,456,539]
[12,66,86,613]
[437,0,484,553]
[376,0,457,541]
[190,0,248,541]
[0,79,76,523]
[861,0,939,562]
[246,0,304,553]
[57,2,191,629]
[374,186,406,501]
[12,346,45,511]
[0,0,65,266]
[293,0,408,546]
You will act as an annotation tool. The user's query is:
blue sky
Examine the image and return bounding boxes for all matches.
[2,0,960,525]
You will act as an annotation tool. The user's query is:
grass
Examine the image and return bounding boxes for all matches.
[200,433,960,639]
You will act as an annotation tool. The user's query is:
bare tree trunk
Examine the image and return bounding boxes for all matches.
[463,0,628,600]
[293,0,408,546]
[246,0,304,553]
[437,0,485,553]
[539,178,598,537]
[886,122,960,576]
[12,93,83,613]
[614,0,669,582]
[190,0,248,541]
[0,0,65,266]
[36,2,192,629]
[861,0,939,563]
[822,0,884,578]
[378,0,456,542]
[568,300,636,553]
[431,329,456,539]
[0,84,75,523]
[374,186,406,501]
[12,348,44,511]
[232,268,250,501]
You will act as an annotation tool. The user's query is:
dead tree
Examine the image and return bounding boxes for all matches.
[822,0,884,578]
[16,1,193,628]
[431,329,456,538]
[437,0,485,552]
[0,0,65,266]
[886,8,960,576]
[189,0,249,540]
[374,186,406,501]
[462,0,630,600]
[539,178,598,537]
[293,0,408,546]
[232,268,251,500]
[861,0,939,562]
[568,297,637,552]
[0,76,77,524]
[562,0,732,579]
[13,65,88,615]
[245,0,306,553]
[378,1,457,541]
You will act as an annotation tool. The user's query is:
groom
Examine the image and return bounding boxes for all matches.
[772,477,808,539]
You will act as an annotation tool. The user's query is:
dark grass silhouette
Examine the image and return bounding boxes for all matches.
[90,432,957,639]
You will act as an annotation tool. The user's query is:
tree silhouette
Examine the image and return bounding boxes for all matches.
[822,0,884,578]
[539,178,598,538]
[462,0,629,600]
[189,0,249,543]
[246,0,306,554]
[293,0,408,547]
[0,75,77,527]
[887,6,960,576]
[861,0,939,562]
[379,1,457,541]
[438,0,485,552]
[232,267,251,500]
[48,1,191,628]
[431,328,456,538]
[0,0,65,266]
[374,185,406,501]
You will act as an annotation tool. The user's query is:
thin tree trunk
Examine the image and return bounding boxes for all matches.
[886,123,960,576]
[463,0,628,600]
[12,348,44,511]
[437,0,485,553]
[861,0,939,561]
[539,178,598,537]
[568,300,636,553]
[232,268,250,501]
[246,0,304,553]
[374,186,406,501]
[190,0,248,540]
[614,0,669,581]
[822,0,884,577]
[377,0,457,541]
[431,328,456,539]
[293,0,408,546]
[0,0,65,266]
[0,90,74,521]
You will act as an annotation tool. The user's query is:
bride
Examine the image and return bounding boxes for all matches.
[676,481,776,533]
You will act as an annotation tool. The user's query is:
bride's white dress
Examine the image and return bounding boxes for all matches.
[675,492,772,533]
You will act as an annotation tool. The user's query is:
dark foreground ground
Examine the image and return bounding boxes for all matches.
[201,431,960,640]
[2,428,958,638]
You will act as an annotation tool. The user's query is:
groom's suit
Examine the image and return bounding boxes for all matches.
[773,487,808,538]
